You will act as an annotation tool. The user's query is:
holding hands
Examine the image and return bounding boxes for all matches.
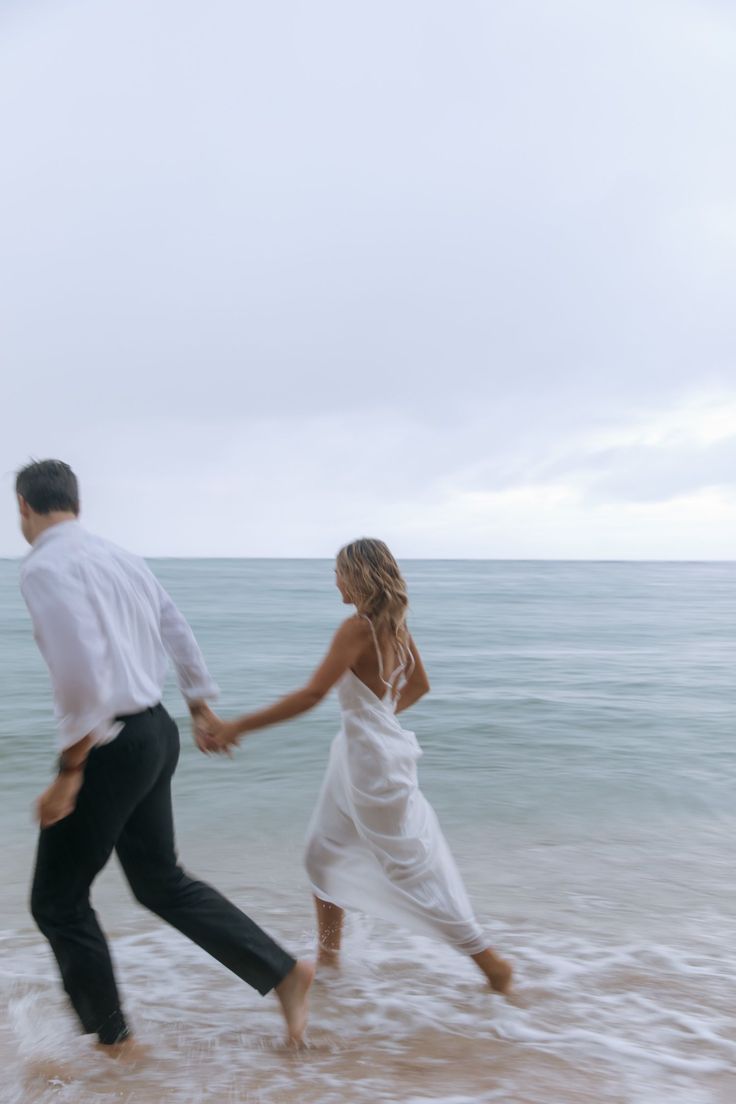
[189,701,241,756]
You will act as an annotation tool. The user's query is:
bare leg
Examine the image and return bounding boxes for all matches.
[471,948,513,994]
[274,960,315,1046]
[314,895,344,968]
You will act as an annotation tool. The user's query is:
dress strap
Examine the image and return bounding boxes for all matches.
[359,615,415,701]
[359,614,388,686]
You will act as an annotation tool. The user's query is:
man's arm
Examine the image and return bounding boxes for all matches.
[153,578,220,745]
[34,733,95,828]
[21,564,112,750]
[21,564,109,826]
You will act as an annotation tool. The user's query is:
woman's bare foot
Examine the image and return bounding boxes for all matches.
[275,960,315,1045]
[472,948,513,995]
[488,956,513,995]
[316,946,340,971]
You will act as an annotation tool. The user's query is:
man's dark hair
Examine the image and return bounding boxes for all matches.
[16,459,80,515]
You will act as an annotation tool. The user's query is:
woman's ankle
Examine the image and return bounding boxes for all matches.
[317,944,340,966]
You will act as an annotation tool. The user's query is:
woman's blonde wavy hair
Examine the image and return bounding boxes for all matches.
[336,538,411,668]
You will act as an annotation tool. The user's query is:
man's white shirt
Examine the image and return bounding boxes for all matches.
[20,521,218,750]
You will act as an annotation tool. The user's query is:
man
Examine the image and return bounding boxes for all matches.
[16,459,313,1048]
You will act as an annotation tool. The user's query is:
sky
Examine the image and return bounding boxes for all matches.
[1,0,735,559]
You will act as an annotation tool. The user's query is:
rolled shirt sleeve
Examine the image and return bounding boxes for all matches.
[155,580,219,704]
[21,564,119,751]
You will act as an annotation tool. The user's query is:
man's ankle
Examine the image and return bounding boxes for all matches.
[97,1010,130,1046]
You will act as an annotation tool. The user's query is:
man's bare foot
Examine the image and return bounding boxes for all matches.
[95,1037,150,1062]
[472,948,513,995]
[275,960,315,1045]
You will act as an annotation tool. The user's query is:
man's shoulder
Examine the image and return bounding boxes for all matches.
[19,549,78,609]
[22,529,150,584]
[92,537,163,596]
[86,530,138,561]
[20,542,62,586]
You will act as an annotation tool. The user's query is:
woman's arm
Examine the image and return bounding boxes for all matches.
[210,618,368,749]
[395,636,430,713]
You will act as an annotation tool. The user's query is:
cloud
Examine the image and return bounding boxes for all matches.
[6,392,734,560]
[534,393,736,503]
[1,1,735,557]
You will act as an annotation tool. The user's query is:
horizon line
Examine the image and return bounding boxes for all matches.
[2,555,735,565]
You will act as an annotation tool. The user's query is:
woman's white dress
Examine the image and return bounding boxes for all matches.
[304,623,487,955]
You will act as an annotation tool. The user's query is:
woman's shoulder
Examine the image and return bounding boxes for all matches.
[331,614,374,649]
[336,613,372,636]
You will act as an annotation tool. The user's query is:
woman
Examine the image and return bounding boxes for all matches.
[207,539,512,994]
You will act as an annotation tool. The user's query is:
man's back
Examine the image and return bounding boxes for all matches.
[20,520,216,749]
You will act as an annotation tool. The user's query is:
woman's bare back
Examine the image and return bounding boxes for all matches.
[348,615,410,702]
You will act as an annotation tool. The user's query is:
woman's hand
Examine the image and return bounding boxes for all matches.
[208,718,243,755]
[192,706,242,756]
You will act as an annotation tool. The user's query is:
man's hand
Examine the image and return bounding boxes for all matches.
[189,701,226,755]
[36,772,83,829]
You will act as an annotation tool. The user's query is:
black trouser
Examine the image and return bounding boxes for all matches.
[30,704,296,1044]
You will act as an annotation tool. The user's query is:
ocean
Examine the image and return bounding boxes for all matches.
[1,558,734,1104]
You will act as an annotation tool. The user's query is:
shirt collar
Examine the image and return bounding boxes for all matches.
[31,519,82,551]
